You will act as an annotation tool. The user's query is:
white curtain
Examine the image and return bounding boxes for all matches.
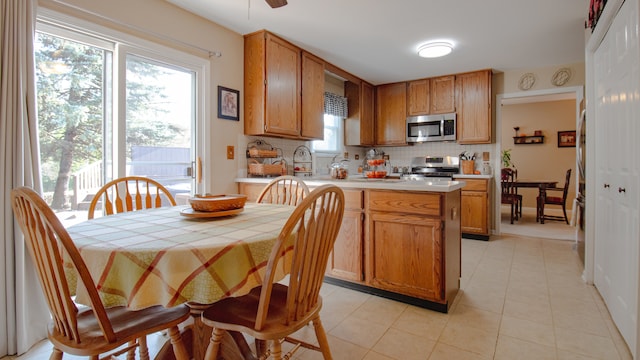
[0,0,49,356]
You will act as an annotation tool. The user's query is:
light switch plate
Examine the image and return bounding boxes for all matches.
[227,146,234,160]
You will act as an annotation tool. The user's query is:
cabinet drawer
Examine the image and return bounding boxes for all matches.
[460,179,487,192]
[368,191,442,216]
[343,189,364,210]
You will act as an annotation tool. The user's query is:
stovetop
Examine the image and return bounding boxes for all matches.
[409,156,460,178]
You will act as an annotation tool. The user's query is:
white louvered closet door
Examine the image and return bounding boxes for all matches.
[593,0,640,356]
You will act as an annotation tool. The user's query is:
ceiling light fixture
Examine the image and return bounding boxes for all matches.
[417,41,453,58]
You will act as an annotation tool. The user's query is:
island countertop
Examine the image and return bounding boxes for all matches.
[235,176,465,192]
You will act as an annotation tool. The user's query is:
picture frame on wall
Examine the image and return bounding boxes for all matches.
[218,86,239,121]
[558,130,576,147]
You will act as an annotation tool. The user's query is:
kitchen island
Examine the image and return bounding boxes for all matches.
[236,177,464,313]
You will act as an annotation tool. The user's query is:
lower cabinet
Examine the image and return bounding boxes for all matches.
[367,211,444,301]
[459,178,491,240]
[365,190,461,309]
[326,189,364,282]
[237,182,266,202]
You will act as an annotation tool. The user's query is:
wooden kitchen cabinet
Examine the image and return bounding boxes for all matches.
[244,31,323,140]
[237,182,266,202]
[344,80,375,146]
[430,75,456,114]
[455,70,492,144]
[366,190,461,309]
[300,51,325,139]
[459,177,491,240]
[327,189,364,282]
[407,79,430,116]
[375,82,407,145]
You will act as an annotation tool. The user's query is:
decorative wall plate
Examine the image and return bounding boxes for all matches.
[551,68,572,86]
[518,73,536,91]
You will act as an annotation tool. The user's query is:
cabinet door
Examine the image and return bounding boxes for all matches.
[344,80,375,146]
[360,81,375,145]
[265,34,301,137]
[376,82,407,145]
[456,70,492,144]
[430,76,455,114]
[407,79,430,116]
[328,190,364,281]
[237,182,267,202]
[300,52,324,139]
[367,212,444,301]
[461,190,487,235]
[328,209,363,281]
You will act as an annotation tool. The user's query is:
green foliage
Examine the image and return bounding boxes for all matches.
[502,149,514,168]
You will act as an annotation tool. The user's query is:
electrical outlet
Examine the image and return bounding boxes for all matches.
[227,146,234,160]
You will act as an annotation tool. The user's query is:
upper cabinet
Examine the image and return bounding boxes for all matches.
[300,51,325,139]
[455,70,492,144]
[244,31,323,140]
[407,76,456,116]
[376,82,407,146]
[407,79,430,116]
[430,75,456,114]
[345,80,375,146]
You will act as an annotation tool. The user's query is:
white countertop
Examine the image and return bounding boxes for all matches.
[236,177,465,192]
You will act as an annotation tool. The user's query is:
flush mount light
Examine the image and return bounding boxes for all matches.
[417,41,453,58]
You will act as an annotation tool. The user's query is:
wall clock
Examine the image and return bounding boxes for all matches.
[551,68,572,86]
[518,73,536,91]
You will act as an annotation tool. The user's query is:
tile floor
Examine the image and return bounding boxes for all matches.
[5,234,632,360]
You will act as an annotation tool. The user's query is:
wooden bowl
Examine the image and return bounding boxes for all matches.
[189,194,247,212]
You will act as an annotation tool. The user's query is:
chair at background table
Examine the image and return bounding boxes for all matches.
[256,175,310,206]
[87,176,176,219]
[537,169,572,224]
[201,184,345,360]
[501,168,521,224]
[11,187,190,360]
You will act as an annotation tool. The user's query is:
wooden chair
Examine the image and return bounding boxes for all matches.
[538,169,572,224]
[256,175,310,206]
[11,187,190,360]
[87,176,176,219]
[201,184,345,360]
[501,168,520,224]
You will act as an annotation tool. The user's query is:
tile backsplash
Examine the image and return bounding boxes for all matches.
[239,135,496,177]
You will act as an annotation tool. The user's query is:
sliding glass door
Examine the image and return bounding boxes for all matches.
[35,22,204,225]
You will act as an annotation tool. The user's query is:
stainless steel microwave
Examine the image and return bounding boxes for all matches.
[406,113,456,143]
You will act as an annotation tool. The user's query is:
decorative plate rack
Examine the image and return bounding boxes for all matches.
[293,145,312,177]
[246,139,286,177]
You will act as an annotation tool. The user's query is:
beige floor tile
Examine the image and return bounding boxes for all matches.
[392,305,449,341]
[505,281,550,305]
[350,295,408,327]
[328,316,388,349]
[427,342,491,360]
[362,351,395,360]
[553,311,610,337]
[499,315,556,346]
[294,335,368,360]
[447,304,501,333]
[503,297,553,325]
[494,335,557,360]
[372,328,436,360]
[438,322,498,358]
[555,327,621,359]
[555,349,602,359]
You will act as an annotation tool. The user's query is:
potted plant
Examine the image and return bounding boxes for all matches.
[501,149,514,168]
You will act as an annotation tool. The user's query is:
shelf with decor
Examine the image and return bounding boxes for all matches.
[513,135,544,145]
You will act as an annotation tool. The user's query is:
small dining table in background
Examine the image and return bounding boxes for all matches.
[66,203,296,360]
[514,179,558,223]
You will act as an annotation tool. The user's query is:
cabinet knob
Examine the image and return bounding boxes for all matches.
[604,183,610,188]
[618,187,626,193]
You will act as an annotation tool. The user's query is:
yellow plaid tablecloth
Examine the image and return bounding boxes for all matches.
[66,203,295,310]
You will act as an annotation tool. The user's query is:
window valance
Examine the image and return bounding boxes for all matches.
[324,92,348,118]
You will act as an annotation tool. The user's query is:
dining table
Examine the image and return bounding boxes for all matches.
[514,179,558,223]
[65,202,297,360]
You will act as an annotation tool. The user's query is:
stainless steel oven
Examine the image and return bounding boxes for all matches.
[406,113,456,143]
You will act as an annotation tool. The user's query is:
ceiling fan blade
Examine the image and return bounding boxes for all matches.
[265,0,287,8]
